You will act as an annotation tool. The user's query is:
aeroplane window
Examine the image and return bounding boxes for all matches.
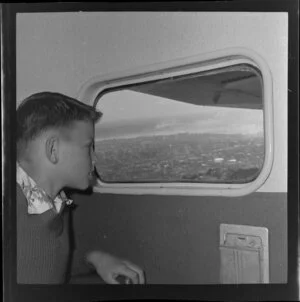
[94,64,264,184]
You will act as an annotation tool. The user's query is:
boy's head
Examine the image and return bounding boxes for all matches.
[17,92,102,191]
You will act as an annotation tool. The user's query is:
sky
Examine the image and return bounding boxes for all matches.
[95,90,263,140]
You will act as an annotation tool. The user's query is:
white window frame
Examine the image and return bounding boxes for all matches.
[77,47,273,197]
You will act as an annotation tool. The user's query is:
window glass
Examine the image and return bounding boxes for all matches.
[94,65,264,184]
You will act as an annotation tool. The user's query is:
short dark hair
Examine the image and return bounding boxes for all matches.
[17,92,102,158]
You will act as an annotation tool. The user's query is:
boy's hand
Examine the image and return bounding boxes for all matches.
[86,250,145,284]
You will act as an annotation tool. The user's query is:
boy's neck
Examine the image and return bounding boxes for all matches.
[18,159,62,200]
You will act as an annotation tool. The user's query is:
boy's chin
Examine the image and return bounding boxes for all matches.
[73,180,91,191]
[65,183,92,195]
[68,174,96,191]
[80,181,91,191]
[80,176,97,191]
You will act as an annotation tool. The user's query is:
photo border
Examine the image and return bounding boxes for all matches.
[2,1,299,301]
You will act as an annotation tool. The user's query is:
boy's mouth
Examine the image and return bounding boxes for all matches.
[88,168,98,180]
[88,170,98,186]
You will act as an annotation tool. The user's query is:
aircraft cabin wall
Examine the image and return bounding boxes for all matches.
[17,12,288,283]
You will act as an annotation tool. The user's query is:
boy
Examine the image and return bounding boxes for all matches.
[16,92,145,284]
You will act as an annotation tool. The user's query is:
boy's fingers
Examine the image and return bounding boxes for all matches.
[106,274,119,284]
[123,260,145,284]
[119,266,139,284]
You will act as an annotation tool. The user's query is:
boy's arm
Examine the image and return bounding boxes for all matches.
[85,250,145,284]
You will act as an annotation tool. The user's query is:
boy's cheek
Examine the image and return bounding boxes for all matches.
[58,146,71,163]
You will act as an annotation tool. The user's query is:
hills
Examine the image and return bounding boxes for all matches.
[94,132,264,184]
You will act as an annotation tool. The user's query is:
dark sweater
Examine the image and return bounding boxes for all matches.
[17,184,71,284]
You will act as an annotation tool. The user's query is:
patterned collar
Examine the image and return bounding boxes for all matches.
[16,162,73,214]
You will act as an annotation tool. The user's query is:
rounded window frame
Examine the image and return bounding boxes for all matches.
[77,48,273,196]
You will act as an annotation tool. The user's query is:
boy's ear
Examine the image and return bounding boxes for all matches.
[45,136,59,164]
